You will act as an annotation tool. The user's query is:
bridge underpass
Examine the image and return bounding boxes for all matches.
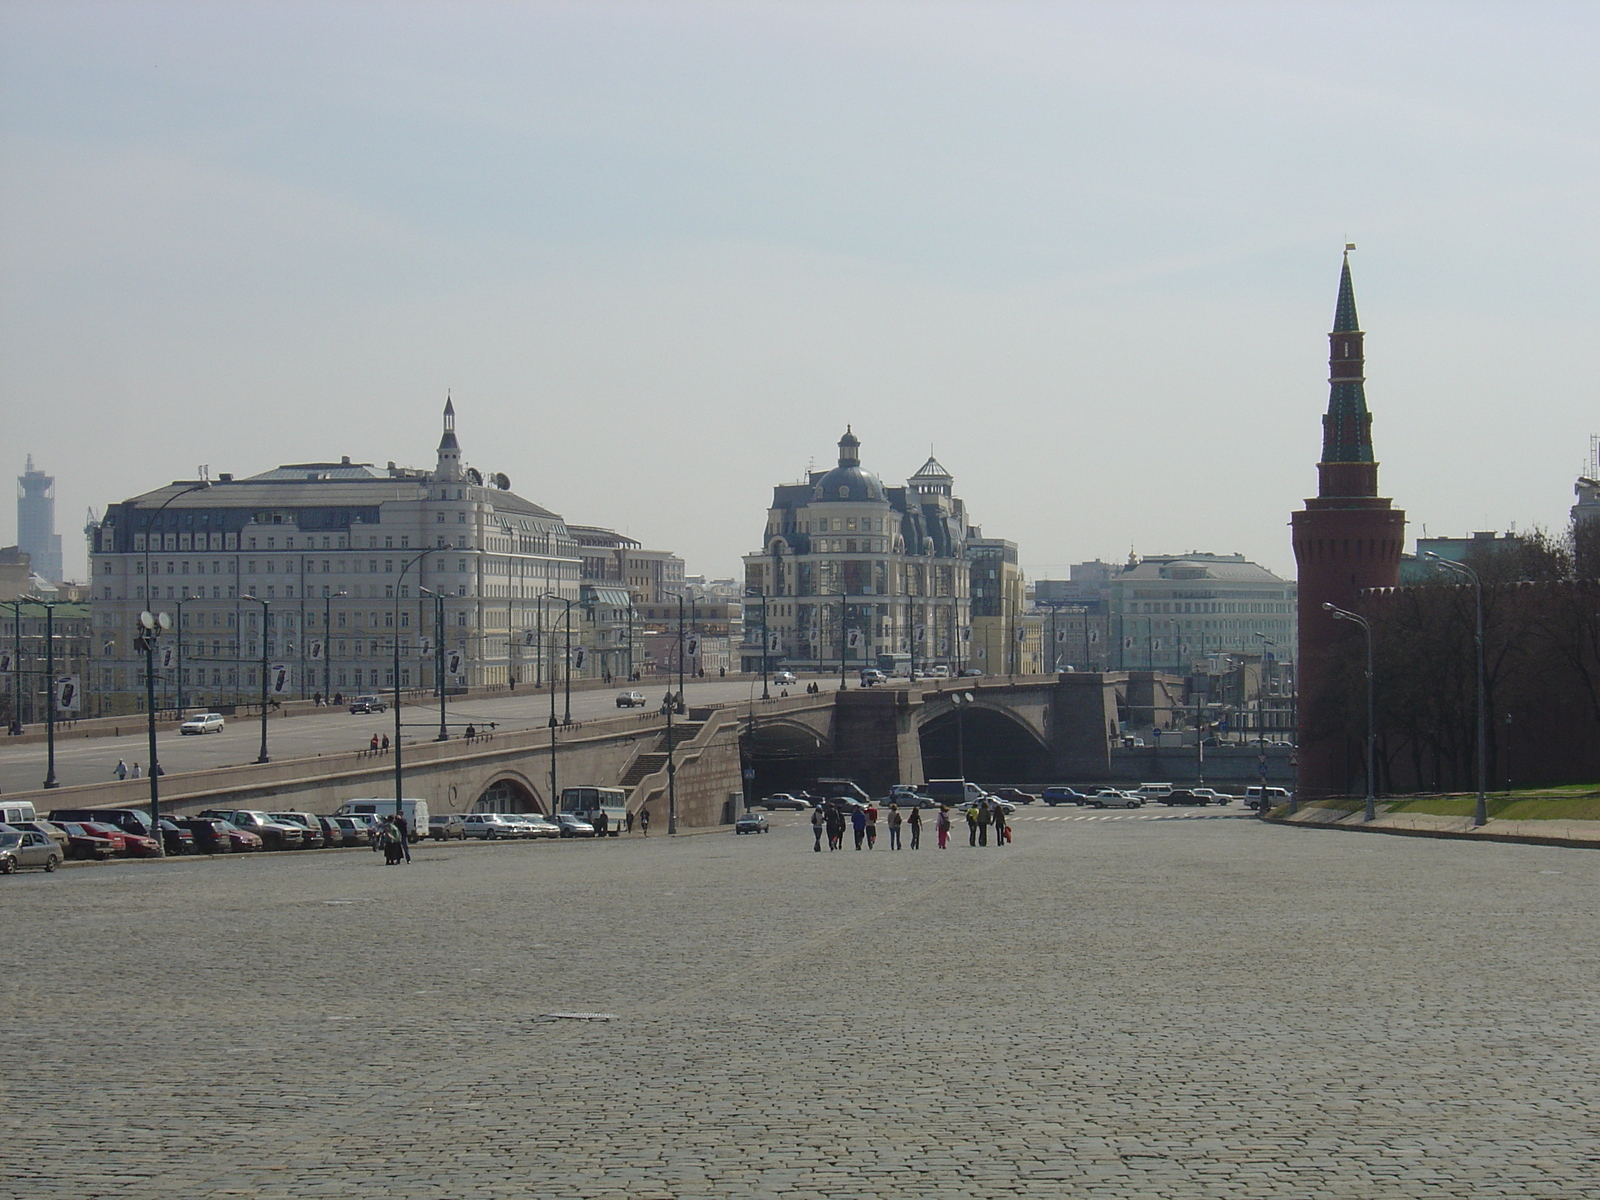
[917,704,1053,784]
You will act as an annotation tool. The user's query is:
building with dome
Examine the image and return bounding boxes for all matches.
[741,429,973,675]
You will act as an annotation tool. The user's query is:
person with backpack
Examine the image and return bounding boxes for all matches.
[965,802,980,846]
[974,800,991,847]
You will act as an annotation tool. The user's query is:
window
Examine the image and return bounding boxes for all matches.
[385,537,393,549]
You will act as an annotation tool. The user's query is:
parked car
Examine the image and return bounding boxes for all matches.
[179,712,225,735]
[56,821,122,860]
[214,820,265,852]
[461,813,519,840]
[1088,790,1142,809]
[427,814,467,841]
[517,814,562,839]
[495,814,540,838]
[348,695,387,714]
[1159,789,1209,806]
[0,830,60,873]
[554,813,597,838]
[991,788,1038,805]
[269,812,328,850]
[772,671,798,686]
[77,821,132,854]
[7,820,70,855]
[91,822,160,856]
[858,668,887,685]
[157,819,196,854]
[735,811,770,834]
[885,785,935,808]
[48,807,157,839]
[173,817,235,854]
[761,793,810,811]
[958,668,984,677]
[1245,786,1292,811]
[196,810,305,851]
[1188,788,1229,805]
[615,690,647,708]
[1041,786,1088,806]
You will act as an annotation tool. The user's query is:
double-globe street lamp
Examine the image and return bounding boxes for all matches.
[242,595,272,764]
[1423,552,1489,827]
[321,588,347,703]
[390,552,431,820]
[949,690,976,780]
[1322,602,1377,823]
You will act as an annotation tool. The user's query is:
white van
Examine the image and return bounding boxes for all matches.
[1135,783,1174,801]
[927,665,951,679]
[335,798,431,833]
[1245,786,1292,810]
[1,801,39,826]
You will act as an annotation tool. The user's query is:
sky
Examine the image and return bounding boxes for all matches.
[2,0,1597,584]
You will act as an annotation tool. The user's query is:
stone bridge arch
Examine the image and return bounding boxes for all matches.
[741,713,834,799]
[915,695,1053,784]
[463,768,548,813]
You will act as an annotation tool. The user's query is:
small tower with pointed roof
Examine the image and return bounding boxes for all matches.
[1291,250,1407,799]
[435,395,462,482]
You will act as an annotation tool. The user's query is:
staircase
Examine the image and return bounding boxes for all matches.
[619,721,704,787]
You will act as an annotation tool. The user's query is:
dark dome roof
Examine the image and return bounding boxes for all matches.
[815,464,884,503]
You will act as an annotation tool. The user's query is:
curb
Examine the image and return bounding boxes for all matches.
[1265,813,1600,852]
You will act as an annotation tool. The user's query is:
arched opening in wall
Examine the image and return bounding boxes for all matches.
[741,719,831,802]
[918,707,1051,785]
[475,776,541,813]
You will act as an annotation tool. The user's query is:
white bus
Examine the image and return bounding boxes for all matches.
[559,786,628,837]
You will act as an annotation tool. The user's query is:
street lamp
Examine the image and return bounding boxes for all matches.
[322,589,347,702]
[2,598,27,734]
[133,608,172,852]
[393,552,429,819]
[746,589,770,700]
[140,480,211,700]
[420,587,448,740]
[541,592,575,727]
[950,690,975,780]
[1424,552,1488,826]
[243,595,271,763]
[660,588,689,835]
[1253,632,1276,816]
[837,593,853,690]
[1322,602,1376,822]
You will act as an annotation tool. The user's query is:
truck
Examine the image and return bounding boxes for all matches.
[923,779,989,808]
[334,798,431,835]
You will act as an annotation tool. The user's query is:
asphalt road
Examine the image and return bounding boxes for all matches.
[0,678,771,794]
[3,810,1595,1198]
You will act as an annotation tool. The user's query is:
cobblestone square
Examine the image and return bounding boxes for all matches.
[3,815,1597,1198]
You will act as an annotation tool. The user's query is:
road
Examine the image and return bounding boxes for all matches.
[3,811,1595,1199]
[0,678,769,794]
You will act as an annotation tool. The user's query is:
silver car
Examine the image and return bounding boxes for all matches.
[0,829,62,873]
[554,813,597,838]
[517,814,562,839]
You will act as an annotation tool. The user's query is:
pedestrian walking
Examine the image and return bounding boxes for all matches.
[640,808,651,836]
[850,804,867,850]
[394,811,412,863]
[826,804,846,850]
[887,803,902,850]
[936,805,951,849]
[966,802,979,846]
[864,803,878,849]
[625,810,635,834]
[992,799,1009,848]
[131,762,141,779]
[381,733,390,753]
[113,759,128,781]
[381,817,403,865]
[975,800,991,846]
[594,809,609,837]
[907,804,922,849]
[465,723,477,743]
[811,804,825,852]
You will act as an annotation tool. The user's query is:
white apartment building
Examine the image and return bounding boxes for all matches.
[1107,552,1297,674]
[89,401,580,712]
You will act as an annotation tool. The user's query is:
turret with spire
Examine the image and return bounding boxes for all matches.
[435,394,462,482]
[1291,248,1407,799]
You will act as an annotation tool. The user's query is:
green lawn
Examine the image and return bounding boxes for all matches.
[1386,786,1600,821]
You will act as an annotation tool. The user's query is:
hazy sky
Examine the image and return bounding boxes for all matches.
[3,1,1596,584]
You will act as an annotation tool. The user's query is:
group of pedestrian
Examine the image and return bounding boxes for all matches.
[810,797,1008,851]
[377,812,411,865]
[367,733,391,753]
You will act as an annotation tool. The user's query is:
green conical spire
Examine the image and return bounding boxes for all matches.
[1333,250,1360,332]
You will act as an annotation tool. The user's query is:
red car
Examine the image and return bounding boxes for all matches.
[215,820,265,852]
[84,821,159,857]
[57,822,121,861]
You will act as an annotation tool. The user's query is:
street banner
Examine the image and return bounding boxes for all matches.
[55,676,80,712]
[447,649,463,675]
[1056,629,1066,642]
[309,640,323,660]
[270,663,290,694]
[1153,638,1162,651]
[0,650,12,672]
[962,627,971,642]
[915,624,925,642]
[685,634,700,657]
[572,645,587,671]
[1017,627,1026,641]
[1089,629,1099,644]
[1123,637,1133,650]
[846,628,861,650]
[160,644,177,670]
[768,631,782,652]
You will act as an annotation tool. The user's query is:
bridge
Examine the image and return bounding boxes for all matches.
[5,674,1293,828]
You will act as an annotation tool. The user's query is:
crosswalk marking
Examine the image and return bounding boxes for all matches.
[1012,810,1243,822]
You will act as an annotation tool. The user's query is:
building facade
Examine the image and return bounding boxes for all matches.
[1107,553,1297,673]
[1291,251,1407,798]
[742,431,972,674]
[89,401,582,713]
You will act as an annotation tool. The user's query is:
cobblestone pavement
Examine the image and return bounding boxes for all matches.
[3,816,1597,1198]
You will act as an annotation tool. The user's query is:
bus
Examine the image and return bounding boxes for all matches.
[876,652,911,677]
[559,786,628,837]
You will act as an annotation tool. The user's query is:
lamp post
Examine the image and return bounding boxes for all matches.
[420,587,448,740]
[1254,632,1280,814]
[3,598,27,733]
[393,552,429,818]
[659,588,689,835]
[322,588,346,702]
[1424,552,1488,826]
[243,596,271,763]
[140,480,211,695]
[626,599,637,683]
[1322,602,1376,822]
[133,608,172,852]
[40,599,59,788]
[542,592,575,726]
[951,690,974,780]
[746,589,770,699]
[904,593,916,684]
[837,593,852,690]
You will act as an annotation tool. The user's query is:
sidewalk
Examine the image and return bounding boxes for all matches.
[1274,802,1600,849]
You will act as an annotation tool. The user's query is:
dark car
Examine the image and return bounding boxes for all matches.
[1041,786,1088,807]
[991,788,1037,806]
[56,822,122,860]
[87,821,160,857]
[157,819,196,854]
[1160,789,1209,806]
[174,818,234,854]
[269,813,327,850]
[49,807,158,839]
[196,810,304,851]
[215,820,265,852]
[348,694,387,714]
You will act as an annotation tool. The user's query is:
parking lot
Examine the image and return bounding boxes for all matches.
[3,812,1597,1198]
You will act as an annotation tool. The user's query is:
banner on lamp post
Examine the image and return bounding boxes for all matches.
[270,663,290,694]
[55,676,80,712]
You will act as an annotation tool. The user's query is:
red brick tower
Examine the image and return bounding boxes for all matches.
[1291,251,1406,798]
